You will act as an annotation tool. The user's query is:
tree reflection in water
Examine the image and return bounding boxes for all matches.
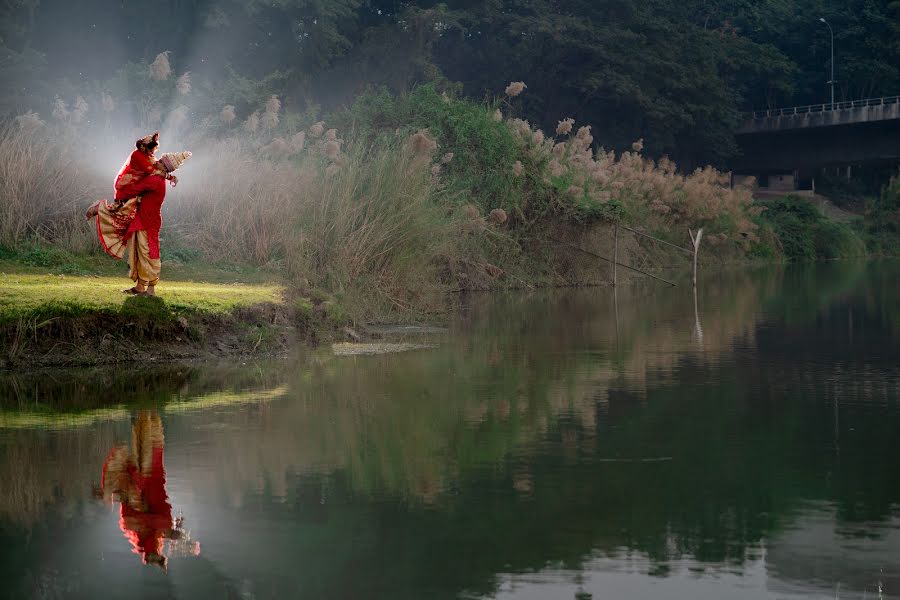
[97,410,199,570]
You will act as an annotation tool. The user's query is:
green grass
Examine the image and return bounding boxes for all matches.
[0,257,285,322]
[0,273,282,313]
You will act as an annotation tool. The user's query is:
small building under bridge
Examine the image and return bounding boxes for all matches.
[733,96,900,193]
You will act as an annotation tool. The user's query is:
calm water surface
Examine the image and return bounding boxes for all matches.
[1,262,898,599]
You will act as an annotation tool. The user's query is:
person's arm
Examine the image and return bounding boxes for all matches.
[148,159,180,185]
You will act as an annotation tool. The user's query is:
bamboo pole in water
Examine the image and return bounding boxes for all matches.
[613,223,618,287]
[689,228,703,288]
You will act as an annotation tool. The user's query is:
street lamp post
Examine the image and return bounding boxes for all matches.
[819,17,834,108]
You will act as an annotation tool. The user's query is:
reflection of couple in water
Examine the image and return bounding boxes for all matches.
[97,410,199,570]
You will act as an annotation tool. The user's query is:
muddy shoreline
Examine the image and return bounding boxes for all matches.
[0,300,341,370]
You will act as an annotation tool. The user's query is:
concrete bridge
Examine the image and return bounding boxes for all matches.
[733,96,900,191]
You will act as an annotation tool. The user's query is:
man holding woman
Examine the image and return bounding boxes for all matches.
[87,131,190,296]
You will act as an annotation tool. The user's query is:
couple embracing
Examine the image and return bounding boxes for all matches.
[87,132,191,296]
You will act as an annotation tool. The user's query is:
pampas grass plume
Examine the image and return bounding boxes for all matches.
[72,96,89,123]
[549,159,565,177]
[325,140,341,160]
[15,111,44,131]
[262,110,279,130]
[176,72,192,95]
[221,105,236,124]
[566,185,583,198]
[265,137,290,156]
[575,126,592,147]
[512,160,523,176]
[51,98,68,121]
[462,204,480,219]
[489,208,508,224]
[552,142,566,159]
[509,118,530,137]
[310,121,325,137]
[556,118,574,136]
[408,130,437,157]
[245,111,260,133]
[504,81,526,97]
[266,95,281,115]
[150,51,171,80]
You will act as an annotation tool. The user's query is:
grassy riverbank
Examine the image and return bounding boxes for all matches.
[1,84,897,368]
[0,248,356,368]
[0,84,765,321]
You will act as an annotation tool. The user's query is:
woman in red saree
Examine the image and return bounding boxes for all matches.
[88,132,188,296]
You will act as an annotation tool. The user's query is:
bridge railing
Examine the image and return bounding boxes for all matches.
[750,95,899,120]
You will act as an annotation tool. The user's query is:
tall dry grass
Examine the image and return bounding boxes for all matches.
[168,130,461,318]
[505,115,761,249]
[0,125,102,252]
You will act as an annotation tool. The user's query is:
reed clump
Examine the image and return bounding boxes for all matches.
[167,125,463,319]
[0,124,101,252]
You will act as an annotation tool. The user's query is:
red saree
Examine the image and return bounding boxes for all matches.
[96,151,167,260]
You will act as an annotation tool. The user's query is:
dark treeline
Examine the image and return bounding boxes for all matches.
[1,0,898,166]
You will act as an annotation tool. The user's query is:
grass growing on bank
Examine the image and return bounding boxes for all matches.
[0,271,283,319]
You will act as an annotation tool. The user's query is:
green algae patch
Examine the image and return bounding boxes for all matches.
[332,342,437,356]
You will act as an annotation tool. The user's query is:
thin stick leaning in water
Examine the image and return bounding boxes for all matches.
[613,223,618,287]
[549,238,677,287]
[618,224,693,255]
[595,457,674,463]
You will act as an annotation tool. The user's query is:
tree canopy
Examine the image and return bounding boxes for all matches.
[1,0,897,166]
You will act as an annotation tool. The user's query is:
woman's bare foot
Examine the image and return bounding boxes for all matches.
[137,286,156,297]
[122,286,140,295]
[85,201,101,219]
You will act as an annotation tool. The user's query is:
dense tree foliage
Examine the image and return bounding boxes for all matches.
[0,0,897,166]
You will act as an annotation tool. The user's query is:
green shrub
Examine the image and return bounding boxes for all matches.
[859,177,900,256]
[760,196,866,260]
[337,84,549,221]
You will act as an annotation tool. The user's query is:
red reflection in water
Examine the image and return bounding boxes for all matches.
[98,411,199,570]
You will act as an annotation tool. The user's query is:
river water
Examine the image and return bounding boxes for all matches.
[1,261,897,600]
